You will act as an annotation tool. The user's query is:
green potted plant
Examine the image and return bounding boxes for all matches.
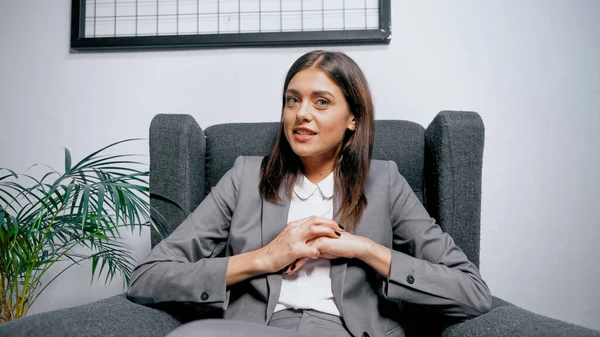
[0,139,161,323]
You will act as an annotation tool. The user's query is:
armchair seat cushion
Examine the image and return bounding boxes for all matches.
[442,297,600,337]
[0,293,181,337]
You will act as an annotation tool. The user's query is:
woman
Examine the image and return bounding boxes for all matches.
[127,51,492,337]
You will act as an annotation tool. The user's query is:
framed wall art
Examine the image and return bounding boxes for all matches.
[71,0,392,51]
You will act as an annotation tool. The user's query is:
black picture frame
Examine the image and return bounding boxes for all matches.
[70,0,391,51]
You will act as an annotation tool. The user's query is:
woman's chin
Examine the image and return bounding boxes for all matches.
[291,148,314,158]
[289,144,318,157]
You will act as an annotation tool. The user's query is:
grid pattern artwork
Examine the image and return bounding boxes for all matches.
[83,0,381,38]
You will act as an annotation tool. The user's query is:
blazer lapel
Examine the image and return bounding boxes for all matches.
[330,196,348,317]
[263,188,290,323]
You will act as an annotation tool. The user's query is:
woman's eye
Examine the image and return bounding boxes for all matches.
[286,97,299,105]
[316,99,329,107]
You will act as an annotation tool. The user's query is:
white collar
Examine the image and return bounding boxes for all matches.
[293,171,335,200]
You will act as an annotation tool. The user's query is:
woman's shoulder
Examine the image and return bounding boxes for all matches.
[368,159,406,186]
[369,159,398,175]
[233,155,265,167]
[230,156,265,178]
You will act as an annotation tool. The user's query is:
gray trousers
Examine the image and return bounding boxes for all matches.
[166,309,353,337]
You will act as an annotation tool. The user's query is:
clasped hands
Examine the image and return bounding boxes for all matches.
[259,216,370,275]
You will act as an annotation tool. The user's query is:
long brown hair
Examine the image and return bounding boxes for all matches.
[259,50,374,231]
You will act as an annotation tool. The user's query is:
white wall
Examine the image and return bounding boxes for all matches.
[1,0,599,331]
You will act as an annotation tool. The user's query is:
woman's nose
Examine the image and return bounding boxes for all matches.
[296,102,312,121]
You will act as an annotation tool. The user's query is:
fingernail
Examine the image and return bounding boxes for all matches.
[335,231,341,236]
[291,262,296,270]
[338,224,345,230]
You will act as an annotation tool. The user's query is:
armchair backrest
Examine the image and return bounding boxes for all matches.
[203,121,425,202]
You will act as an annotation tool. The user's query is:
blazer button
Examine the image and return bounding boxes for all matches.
[362,332,370,337]
[200,292,209,301]
[406,275,415,284]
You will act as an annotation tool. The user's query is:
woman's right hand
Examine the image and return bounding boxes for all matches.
[257,216,344,274]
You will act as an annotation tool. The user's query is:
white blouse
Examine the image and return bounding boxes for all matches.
[273,172,341,316]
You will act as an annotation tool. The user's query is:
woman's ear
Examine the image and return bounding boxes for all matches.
[348,116,357,131]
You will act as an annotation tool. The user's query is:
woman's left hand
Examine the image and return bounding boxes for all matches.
[285,232,370,275]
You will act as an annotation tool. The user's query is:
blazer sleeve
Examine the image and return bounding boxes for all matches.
[127,156,246,311]
[381,160,492,319]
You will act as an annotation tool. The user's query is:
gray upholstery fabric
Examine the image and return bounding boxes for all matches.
[0,293,181,337]
[204,122,279,196]
[425,111,484,268]
[442,298,600,337]
[372,120,425,202]
[149,114,206,248]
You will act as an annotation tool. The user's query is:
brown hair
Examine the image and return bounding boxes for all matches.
[259,50,375,231]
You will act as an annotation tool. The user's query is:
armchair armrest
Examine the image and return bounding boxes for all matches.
[424,110,485,268]
[149,113,206,248]
[0,293,181,337]
[442,297,600,337]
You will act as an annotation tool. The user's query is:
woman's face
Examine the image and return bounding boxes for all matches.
[283,67,355,165]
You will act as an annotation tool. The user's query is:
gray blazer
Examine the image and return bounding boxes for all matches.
[128,156,492,337]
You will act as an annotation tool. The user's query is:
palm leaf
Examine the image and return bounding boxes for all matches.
[75,155,145,172]
[64,148,72,172]
[80,185,91,229]
[69,139,144,171]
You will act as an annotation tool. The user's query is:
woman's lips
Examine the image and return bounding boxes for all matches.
[294,133,316,142]
[293,129,317,142]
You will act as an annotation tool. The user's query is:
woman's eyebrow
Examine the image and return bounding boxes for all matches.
[285,89,335,98]
[312,90,335,98]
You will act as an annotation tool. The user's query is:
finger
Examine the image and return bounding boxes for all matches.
[306,246,321,259]
[307,237,344,260]
[286,257,309,275]
[306,225,341,241]
[308,237,337,254]
[285,245,319,274]
[310,217,345,232]
[295,216,342,231]
[290,215,319,229]
[292,257,309,273]
[285,259,298,275]
[306,237,323,251]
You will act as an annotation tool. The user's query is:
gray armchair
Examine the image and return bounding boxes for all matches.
[2,111,598,337]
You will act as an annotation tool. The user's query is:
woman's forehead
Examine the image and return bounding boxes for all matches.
[287,68,342,95]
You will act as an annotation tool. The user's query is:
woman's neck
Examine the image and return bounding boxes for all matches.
[300,155,336,185]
